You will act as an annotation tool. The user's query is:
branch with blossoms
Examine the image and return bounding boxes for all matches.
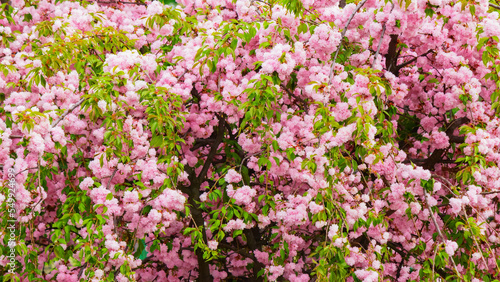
[329,0,369,84]
[93,0,146,5]
[2,0,500,281]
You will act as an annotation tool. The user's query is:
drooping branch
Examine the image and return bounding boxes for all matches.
[372,24,388,69]
[51,98,84,128]
[329,0,369,84]
[424,191,462,279]
[107,168,119,190]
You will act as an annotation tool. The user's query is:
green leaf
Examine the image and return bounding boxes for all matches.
[150,135,164,147]
[106,193,113,200]
[230,39,238,50]
[55,246,65,259]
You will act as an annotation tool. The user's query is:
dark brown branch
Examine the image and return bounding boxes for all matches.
[395,253,407,280]
[179,101,226,282]
[329,0,369,84]
[25,237,52,246]
[77,263,88,280]
[190,139,218,151]
[445,117,470,137]
[403,158,456,165]
[197,119,225,179]
[244,228,264,282]
[385,35,399,75]
[490,3,500,9]
[218,242,259,262]
[405,117,470,170]
[481,190,500,195]
[216,113,236,140]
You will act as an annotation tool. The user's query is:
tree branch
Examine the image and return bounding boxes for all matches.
[197,118,225,180]
[490,3,500,9]
[179,107,226,282]
[107,169,119,190]
[93,0,146,5]
[51,99,84,128]
[280,83,308,112]
[421,117,470,170]
[481,190,500,195]
[329,0,369,84]
[395,49,434,72]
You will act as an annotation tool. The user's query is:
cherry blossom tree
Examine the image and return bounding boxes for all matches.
[1,0,500,281]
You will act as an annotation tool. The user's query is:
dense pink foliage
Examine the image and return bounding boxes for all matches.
[1,0,500,281]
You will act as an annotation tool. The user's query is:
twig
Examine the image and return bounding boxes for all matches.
[107,168,119,189]
[16,167,39,176]
[94,0,146,5]
[481,190,500,195]
[372,3,394,68]
[280,84,308,112]
[424,190,462,279]
[395,49,434,71]
[77,263,88,280]
[51,99,84,127]
[431,174,454,191]
[462,208,490,271]
[490,3,500,9]
[372,24,387,69]
[106,168,119,236]
[329,0,369,84]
